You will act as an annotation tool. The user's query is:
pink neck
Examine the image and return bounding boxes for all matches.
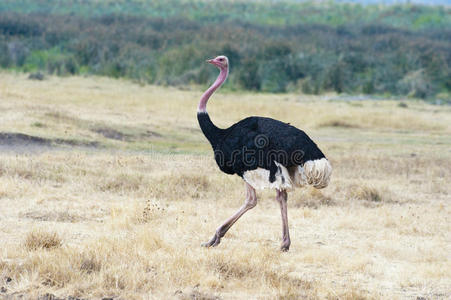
[198,67,228,113]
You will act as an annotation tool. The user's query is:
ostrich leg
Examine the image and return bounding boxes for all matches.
[276,189,291,251]
[202,182,257,247]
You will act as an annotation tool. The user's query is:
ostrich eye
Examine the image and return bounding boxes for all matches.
[218,58,224,61]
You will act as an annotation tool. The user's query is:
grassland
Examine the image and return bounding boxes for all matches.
[0,71,450,299]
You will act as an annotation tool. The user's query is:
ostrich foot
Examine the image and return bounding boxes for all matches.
[202,183,257,248]
[201,233,221,247]
[280,239,291,252]
[280,245,290,252]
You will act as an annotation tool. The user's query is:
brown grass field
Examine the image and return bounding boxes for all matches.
[0,72,450,299]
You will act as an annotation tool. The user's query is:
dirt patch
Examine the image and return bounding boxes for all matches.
[140,129,162,138]
[53,138,99,147]
[91,126,162,142]
[45,110,163,142]
[21,210,87,223]
[0,132,49,146]
[0,132,100,152]
[91,127,131,141]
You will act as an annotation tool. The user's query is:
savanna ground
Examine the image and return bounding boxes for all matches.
[0,72,450,299]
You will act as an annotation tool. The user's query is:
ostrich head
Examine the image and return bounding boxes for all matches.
[206,55,228,70]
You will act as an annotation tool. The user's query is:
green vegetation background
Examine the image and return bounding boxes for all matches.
[1,0,450,100]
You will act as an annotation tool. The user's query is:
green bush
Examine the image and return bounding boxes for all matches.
[0,1,449,99]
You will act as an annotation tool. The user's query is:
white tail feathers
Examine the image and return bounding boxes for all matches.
[303,158,332,189]
[293,158,332,189]
[243,158,332,191]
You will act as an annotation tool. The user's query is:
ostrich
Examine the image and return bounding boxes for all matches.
[198,55,332,251]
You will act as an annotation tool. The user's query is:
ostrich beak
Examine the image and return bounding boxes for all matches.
[206,59,214,64]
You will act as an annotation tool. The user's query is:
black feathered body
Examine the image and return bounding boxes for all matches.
[198,112,326,184]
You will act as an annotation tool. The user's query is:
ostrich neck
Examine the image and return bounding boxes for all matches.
[197,67,228,113]
[197,67,228,146]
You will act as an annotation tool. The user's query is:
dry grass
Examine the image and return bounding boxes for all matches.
[348,185,392,203]
[0,72,450,299]
[24,230,62,251]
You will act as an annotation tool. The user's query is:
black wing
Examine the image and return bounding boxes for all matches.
[213,116,326,181]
